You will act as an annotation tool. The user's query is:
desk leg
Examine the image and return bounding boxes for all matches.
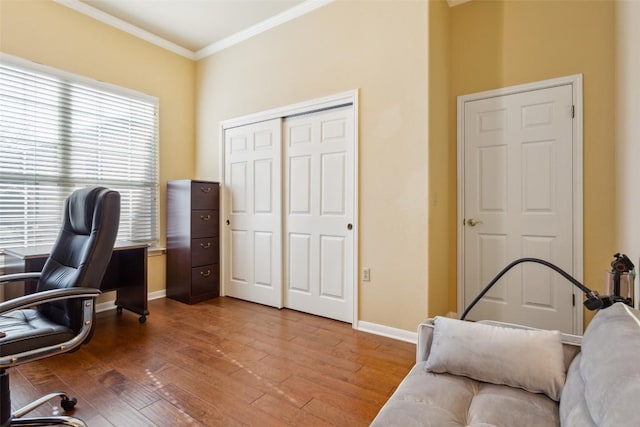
[116,284,149,323]
[104,247,149,323]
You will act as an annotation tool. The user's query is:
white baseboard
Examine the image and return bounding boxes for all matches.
[355,313,459,343]
[96,289,166,313]
[148,290,166,301]
[355,320,418,344]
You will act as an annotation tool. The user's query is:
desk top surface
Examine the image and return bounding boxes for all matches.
[3,241,149,259]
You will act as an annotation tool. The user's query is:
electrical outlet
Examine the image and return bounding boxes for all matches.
[362,268,371,282]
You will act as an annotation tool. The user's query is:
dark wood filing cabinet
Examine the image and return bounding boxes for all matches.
[167,180,220,304]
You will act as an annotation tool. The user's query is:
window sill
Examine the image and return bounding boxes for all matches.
[148,247,166,257]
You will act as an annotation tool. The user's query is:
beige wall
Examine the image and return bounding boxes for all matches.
[196,0,429,331]
[0,0,197,294]
[615,1,640,307]
[427,0,451,316]
[3,0,627,334]
[449,0,617,325]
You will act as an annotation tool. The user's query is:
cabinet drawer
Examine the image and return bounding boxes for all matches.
[191,182,218,210]
[191,210,218,238]
[191,237,219,267]
[192,264,219,296]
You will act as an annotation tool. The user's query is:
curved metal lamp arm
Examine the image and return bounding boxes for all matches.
[460,257,605,321]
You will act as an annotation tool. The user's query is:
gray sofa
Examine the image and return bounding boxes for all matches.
[371,302,640,427]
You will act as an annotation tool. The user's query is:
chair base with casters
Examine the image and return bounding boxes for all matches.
[0,382,82,427]
[0,285,100,427]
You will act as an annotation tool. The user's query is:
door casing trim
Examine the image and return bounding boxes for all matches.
[456,75,583,334]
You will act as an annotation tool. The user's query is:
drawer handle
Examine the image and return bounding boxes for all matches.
[200,242,211,249]
[200,269,212,277]
[200,187,212,193]
[200,214,211,221]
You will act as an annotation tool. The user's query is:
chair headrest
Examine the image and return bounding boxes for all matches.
[67,187,108,235]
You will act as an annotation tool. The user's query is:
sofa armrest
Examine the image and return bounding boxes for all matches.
[416,319,435,362]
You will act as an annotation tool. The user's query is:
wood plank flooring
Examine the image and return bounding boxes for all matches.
[10,297,416,426]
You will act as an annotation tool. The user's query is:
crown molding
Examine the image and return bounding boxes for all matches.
[195,0,335,60]
[54,0,334,62]
[448,0,473,7]
[54,0,196,60]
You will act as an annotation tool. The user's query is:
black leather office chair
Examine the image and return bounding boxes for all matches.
[0,187,120,427]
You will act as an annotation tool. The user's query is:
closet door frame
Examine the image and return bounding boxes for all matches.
[219,89,359,325]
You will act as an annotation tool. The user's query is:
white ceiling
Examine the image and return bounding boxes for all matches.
[55,0,327,59]
[56,0,468,60]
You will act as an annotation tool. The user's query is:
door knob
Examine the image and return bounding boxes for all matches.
[466,218,483,227]
[226,219,230,225]
[347,223,353,230]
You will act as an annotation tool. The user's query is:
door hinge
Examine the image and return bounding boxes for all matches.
[572,293,576,306]
[571,105,575,118]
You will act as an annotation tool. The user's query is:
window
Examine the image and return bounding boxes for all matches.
[0,55,159,249]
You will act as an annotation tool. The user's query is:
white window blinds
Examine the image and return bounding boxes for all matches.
[0,56,159,249]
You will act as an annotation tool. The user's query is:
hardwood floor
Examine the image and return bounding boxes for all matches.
[11,297,416,426]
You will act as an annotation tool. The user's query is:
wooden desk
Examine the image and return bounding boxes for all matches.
[2,241,149,323]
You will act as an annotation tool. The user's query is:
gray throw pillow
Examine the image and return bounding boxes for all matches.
[425,316,566,401]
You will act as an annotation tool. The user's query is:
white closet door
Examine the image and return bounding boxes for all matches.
[285,106,355,322]
[224,118,283,308]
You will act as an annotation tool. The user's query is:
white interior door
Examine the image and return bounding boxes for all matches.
[284,106,354,322]
[224,118,282,308]
[461,83,577,333]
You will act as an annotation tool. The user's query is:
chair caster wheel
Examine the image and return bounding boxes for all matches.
[61,396,77,412]
[116,306,123,315]
[139,315,147,324]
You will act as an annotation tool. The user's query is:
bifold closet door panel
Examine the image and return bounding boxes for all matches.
[284,106,355,323]
[223,118,283,308]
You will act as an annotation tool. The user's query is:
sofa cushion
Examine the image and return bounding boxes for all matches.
[370,361,560,427]
[425,316,566,400]
[564,303,640,427]
[558,353,597,427]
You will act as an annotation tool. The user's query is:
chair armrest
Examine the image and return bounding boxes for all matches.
[0,272,42,285]
[0,287,101,315]
[0,287,102,369]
